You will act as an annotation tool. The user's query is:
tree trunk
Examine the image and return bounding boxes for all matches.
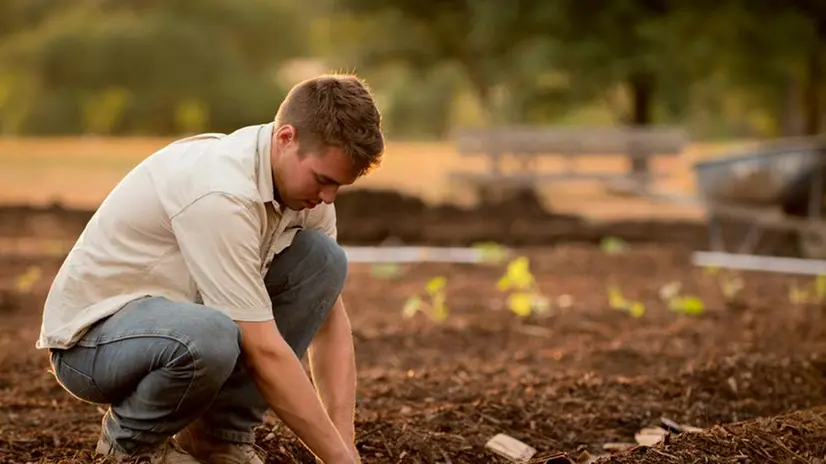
[627,71,656,179]
[802,49,822,136]
[629,72,654,126]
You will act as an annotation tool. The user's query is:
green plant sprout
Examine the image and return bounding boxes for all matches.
[472,241,509,264]
[788,275,826,305]
[370,263,403,280]
[607,285,645,318]
[496,256,550,317]
[703,266,744,302]
[402,275,449,323]
[658,280,705,316]
[600,236,629,255]
[15,266,42,293]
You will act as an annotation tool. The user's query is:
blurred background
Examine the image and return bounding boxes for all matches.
[0,0,824,222]
[5,4,826,461]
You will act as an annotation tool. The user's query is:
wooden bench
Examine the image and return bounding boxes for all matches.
[448,125,689,203]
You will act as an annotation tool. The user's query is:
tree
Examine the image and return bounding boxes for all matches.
[0,0,307,135]
[701,0,826,136]
[328,0,551,125]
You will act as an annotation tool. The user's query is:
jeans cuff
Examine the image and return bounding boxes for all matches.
[203,428,257,444]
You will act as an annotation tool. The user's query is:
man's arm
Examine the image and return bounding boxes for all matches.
[308,296,357,445]
[236,320,354,463]
[170,193,353,463]
[304,203,358,456]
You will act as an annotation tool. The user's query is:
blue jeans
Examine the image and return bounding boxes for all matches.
[48,229,348,453]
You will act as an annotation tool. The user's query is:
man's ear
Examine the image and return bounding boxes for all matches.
[275,125,296,145]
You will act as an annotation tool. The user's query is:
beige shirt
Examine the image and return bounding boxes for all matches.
[37,123,337,350]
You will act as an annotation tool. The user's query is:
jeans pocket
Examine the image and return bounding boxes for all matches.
[52,351,110,404]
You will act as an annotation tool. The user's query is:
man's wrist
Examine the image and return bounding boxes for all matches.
[330,414,355,442]
[334,421,355,445]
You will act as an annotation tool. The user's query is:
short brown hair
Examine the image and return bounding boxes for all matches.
[274,73,384,176]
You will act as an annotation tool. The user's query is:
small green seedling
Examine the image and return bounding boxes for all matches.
[15,266,42,293]
[403,275,449,323]
[600,236,629,255]
[607,285,645,318]
[788,275,826,305]
[472,241,509,264]
[496,256,550,317]
[658,280,705,316]
[703,266,744,302]
[370,263,402,280]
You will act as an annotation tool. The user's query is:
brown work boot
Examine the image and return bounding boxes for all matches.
[175,423,264,464]
[95,432,200,463]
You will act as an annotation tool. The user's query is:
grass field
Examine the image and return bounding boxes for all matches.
[0,135,748,220]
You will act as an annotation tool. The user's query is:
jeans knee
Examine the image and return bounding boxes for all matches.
[292,229,348,293]
[183,310,241,382]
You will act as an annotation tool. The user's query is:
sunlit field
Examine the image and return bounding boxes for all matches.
[0,136,745,220]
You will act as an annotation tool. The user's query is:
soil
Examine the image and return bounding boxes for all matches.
[2,192,826,463]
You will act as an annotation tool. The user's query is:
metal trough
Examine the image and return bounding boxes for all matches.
[693,144,824,207]
[691,137,826,260]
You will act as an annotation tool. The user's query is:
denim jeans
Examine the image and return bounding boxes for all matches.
[48,229,348,453]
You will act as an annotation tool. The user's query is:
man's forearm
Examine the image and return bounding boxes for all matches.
[309,296,357,443]
[237,321,353,463]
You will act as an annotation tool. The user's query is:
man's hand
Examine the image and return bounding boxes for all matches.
[236,319,354,463]
[308,296,358,447]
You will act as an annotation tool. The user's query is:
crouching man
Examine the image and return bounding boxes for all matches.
[35,74,384,464]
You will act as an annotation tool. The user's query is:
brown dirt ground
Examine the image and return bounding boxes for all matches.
[0,188,803,256]
[2,200,826,463]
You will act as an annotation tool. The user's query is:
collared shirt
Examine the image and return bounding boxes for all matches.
[36,123,337,350]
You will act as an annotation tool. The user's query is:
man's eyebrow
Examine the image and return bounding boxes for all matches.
[317,173,342,185]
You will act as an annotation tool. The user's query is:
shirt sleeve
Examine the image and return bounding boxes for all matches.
[169,192,273,322]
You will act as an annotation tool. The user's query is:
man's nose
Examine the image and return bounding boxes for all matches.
[319,186,338,204]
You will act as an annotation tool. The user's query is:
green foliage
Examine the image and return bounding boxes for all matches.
[379,64,462,139]
[496,257,550,317]
[174,99,209,135]
[15,266,42,293]
[81,87,131,135]
[607,285,645,318]
[369,263,403,279]
[0,69,36,133]
[0,0,300,135]
[789,275,826,305]
[403,276,448,323]
[658,281,705,316]
[703,267,745,302]
[1,0,825,138]
[600,236,629,255]
[472,241,510,265]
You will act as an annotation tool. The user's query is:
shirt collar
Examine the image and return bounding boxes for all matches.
[256,122,277,206]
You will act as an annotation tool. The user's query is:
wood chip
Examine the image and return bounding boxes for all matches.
[603,442,636,451]
[634,426,668,446]
[660,416,704,434]
[659,417,682,433]
[484,433,536,462]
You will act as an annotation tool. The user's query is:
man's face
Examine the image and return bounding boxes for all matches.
[271,125,358,211]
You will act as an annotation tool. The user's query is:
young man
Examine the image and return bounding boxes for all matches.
[35,74,384,464]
